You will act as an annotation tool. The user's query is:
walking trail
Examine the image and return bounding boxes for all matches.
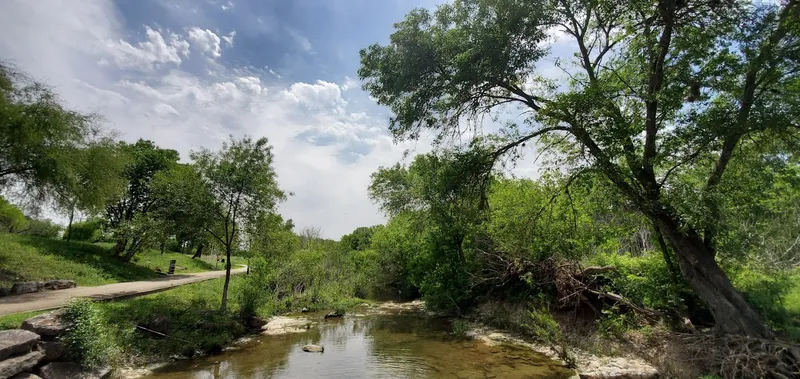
[0,266,247,316]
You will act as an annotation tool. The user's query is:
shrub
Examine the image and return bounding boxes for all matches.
[451,319,471,337]
[0,196,27,232]
[728,265,794,332]
[60,299,119,368]
[21,218,62,238]
[64,218,104,242]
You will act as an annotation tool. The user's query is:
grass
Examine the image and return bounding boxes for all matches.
[0,233,217,288]
[0,310,47,330]
[100,277,247,360]
[782,269,800,341]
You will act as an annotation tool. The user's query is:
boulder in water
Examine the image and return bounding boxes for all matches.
[302,345,324,353]
[323,310,343,319]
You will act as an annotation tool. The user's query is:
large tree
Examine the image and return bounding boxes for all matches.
[359,0,800,337]
[191,136,286,311]
[0,64,100,201]
[106,139,179,261]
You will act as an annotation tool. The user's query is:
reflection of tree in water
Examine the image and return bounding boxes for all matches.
[144,312,573,379]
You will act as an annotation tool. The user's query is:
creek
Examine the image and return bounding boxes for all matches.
[143,302,574,379]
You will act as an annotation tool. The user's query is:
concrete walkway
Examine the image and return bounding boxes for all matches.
[0,267,247,316]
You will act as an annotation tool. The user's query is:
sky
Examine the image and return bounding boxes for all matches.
[0,0,572,239]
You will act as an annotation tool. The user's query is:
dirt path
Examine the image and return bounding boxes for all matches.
[0,267,247,316]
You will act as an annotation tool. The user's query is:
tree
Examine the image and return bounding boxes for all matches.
[0,195,27,232]
[359,0,800,337]
[55,141,127,242]
[340,225,384,252]
[191,136,286,311]
[106,140,179,261]
[0,63,101,202]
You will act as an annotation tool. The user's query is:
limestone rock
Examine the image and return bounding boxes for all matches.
[38,362,110,379]
[0,351,44,379]
[0,330,40,360]
[577,357,659,379]
[302,345,324,353]
[261,317,312,336]
[41,281,76,291]
[21,312,65,338]
[11,373,43,379]
[36,342,67,363]
[9,283,40,296]
[323,310,343,319]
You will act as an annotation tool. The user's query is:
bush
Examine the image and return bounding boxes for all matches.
[64,218,104,242]
[728,265,794,332]
[21,218,62,238]
[0,196,27,232]
[60,299,119,368]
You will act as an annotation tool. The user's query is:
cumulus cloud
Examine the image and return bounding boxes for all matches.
[222,30,236,47]
[108,26,190,69]
[187,27,222,58]
[0,0,437,237]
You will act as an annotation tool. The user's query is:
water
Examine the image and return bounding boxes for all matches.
[145,304,574,379]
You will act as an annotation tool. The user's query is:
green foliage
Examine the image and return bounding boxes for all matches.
[190,135,287,310]
[729,266,796,333]
[65,218,105,242]
[0,64,101,202]
[450,319,471,337]
[590,252,690,312]
[360,0,800,337]
[597,305,636,338]
[61,298,120,368]
[101,278,246,359]
[19,217,61,238]
[0,196,27,232]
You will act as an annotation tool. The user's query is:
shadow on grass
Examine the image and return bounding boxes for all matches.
[15,235,159,282]
[102,293,245,358]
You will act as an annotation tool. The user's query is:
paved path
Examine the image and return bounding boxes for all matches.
[0,267,247,316]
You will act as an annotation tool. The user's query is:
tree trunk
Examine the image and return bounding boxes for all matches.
[114,238,127,256]
[66,206,75,242]
[654,214,773,338]
[160,241,165,254]
[192,243,204,259]
[653,223,680,284]
[220,247,233,312]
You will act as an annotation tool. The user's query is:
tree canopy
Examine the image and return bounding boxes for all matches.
[360,0,800,337]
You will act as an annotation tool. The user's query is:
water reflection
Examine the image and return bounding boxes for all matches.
[145,307,573,379]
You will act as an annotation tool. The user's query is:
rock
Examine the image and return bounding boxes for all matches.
[0,330,40,360]
[261,317,313,336]
[0,288,10,297]
[11,373,43,379]
[36,341,67,363]
[577,357,659,379]
[323,310,343,319]
[145,315,170,335]
[302,345,324,353]
[41,281,76,291]
[0,351,44,379]
[38,362,111,379]
[21,312,65,338]
[9,282,40,296]
[245,316,267,330]
[300,307,310,313]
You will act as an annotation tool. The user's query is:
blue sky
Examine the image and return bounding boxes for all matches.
[0,0,568,238]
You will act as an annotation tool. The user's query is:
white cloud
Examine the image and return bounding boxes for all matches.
[108,26,190,69]
[222,30,236,47]
[0,0,432,238]
[340,76,360,91]
[283,80,346,112]
[285,27,312,53]
[187,27,222,58]
[221,1,234,11]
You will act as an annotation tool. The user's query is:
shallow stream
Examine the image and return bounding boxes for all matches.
[144,303,573,379]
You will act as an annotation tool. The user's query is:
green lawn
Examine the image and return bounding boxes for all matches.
[0,233,217,288]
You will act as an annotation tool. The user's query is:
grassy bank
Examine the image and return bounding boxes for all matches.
[59,276,366,364]
[0,233,218,288]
